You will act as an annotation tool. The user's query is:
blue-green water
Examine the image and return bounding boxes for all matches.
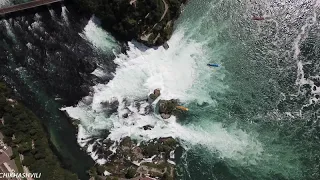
[2,0,320,179]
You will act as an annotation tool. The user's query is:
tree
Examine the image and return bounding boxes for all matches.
[97,165,106,175]
[18,143,31,153]
[0,82,78,179]
[161,172,173,180]
[125,168,136,179]
[22,155,36,167]
[88,166,97,176]
[34,152,46,160]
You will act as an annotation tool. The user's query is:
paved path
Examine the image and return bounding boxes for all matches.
[0,132,19,173]
[159,0,168,22]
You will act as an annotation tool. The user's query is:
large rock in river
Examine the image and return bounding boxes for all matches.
[158,99,178,119]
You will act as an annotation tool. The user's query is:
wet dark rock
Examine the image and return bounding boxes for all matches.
[143,104,153,115]
[72,0,187,46]
[88,136,179,179]
[158,99,178,119]
[134,101,141,110]
[122,113,129,118]
[79,60,97,73]
[100,99,119,114]
[120,137,133,147]
[142,125,154,130]
[163,42,169,49]
[85,88,184,179]
[148,89,161,103]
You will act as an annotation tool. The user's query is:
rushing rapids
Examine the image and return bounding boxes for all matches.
[1,0,320,179]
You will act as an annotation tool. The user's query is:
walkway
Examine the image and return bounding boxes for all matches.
[159,0,168,22]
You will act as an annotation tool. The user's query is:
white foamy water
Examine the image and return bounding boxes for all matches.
[48,9,56,19]
[61,6,69,25]
[294,8,318,87]
[2,19,14,38]
[0,0,11,8]
[79,16,118,53]
[62,23,263,163]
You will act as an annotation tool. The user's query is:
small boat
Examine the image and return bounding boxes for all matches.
[207,63,219,67]
[252,16,265,21]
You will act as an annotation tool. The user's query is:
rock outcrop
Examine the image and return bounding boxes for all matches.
[159,99,178,119]
[163,42,170,49]
[72,0,186,46]
[148,89,187,119]
[148,88,161,103]
[84,90,189,179]
[87,137,178,180]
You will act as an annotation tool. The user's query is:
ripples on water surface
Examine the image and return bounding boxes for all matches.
[1,0,320,179]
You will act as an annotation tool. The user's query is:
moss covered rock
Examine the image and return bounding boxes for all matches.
[158,99,178,119]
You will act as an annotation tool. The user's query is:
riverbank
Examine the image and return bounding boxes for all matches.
[0,82,77,180]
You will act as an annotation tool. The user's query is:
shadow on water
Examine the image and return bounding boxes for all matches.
[0,1,121,179]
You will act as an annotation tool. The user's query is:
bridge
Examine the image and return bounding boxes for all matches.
[0,0,63,16]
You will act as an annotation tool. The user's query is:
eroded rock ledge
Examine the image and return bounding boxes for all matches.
[86,89,189,180]
[72,0,186,46]
[88,137,179,180]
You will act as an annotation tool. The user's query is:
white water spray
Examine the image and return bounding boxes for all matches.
[1,19,15,40]
[79,16,118,53]
[61,6,69,25]
[0,0,11,8]
[63,20,263,163]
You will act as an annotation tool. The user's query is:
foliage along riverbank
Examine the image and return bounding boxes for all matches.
[0,82,77,180]
[69,0,186,46]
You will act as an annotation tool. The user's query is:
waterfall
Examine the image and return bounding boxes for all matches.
[61,5,69,25]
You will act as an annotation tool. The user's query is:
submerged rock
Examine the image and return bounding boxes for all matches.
[122,113,129,118]
[142,125,154,130]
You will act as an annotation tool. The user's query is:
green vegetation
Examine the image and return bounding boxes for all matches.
[88,166,98,177]
[125,168,136,179]
[72,0,186,46]
[143,162,168,169]
[140,138,177,158]
[161,172,173,180]
[88,165,111,179]
[11,148,24,174]
[0,82,77,180]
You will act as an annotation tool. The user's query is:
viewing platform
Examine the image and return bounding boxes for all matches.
[0,0,63,16]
